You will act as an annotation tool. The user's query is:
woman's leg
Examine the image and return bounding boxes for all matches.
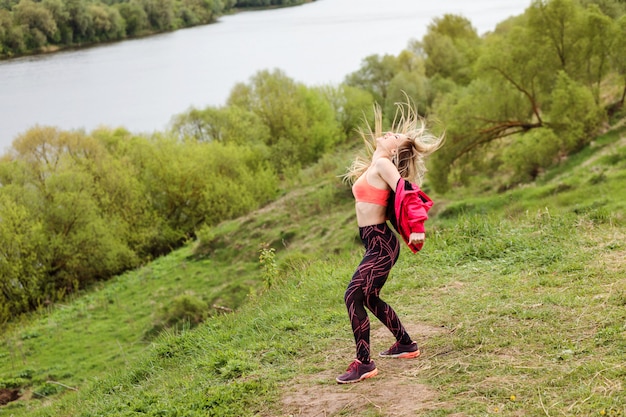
[344,223,410,363]
[362,225,412,345]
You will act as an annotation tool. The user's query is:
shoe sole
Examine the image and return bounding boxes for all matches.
[336,368,379,384]
[379,349,421,359]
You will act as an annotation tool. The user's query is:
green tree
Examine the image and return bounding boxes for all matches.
[65,0,94,43]
[0,9,16,55]
[579,0,626,18]
[547,71,605,152]
[200,142,277,225]
[578,4,615,103]
[4,127,137,305]
[170,105,271,147]
[40,166,135,291]
[611,14,626,109]
[527,0,582,73]
[133,136,277,241]
[344,54,400,105]
[501,127,562,183]
[429,20,547,191]
[0,21,25,56]
[430,1,607,192]
[13,0,57,48]
[72,128,162,259]
[88,3,125,41]
[228,69,343,172]
[318,84,375,139]
[177,0,221,25]
[0,192,47,322]
[42,0,71,43]
[412,14,480,86]
[140,0,175,31]
[377,49,432,117]
[116,0,148,36]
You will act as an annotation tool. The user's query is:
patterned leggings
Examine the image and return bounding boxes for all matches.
[344,223,412,363]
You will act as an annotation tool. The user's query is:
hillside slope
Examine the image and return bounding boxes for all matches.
[1,125,625,416]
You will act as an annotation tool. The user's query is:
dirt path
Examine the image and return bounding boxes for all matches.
[281,323,457,417]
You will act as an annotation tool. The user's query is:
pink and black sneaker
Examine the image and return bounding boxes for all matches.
[336,359,378,384]
[379,341,421,359]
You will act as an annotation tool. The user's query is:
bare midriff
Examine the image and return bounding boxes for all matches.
[355,202,388,227]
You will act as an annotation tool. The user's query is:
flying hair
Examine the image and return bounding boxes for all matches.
[344,95,445,186]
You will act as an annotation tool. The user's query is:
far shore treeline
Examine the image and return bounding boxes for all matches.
[1,0,626,323]
[0,0,310,59]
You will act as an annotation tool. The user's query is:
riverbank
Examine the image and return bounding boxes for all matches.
[0,0,314,62]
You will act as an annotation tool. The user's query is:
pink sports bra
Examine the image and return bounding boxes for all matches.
[352,173,390,206]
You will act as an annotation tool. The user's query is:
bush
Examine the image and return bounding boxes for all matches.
[146,293,209,338]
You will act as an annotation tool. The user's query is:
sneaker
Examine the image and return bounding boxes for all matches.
[379,341,421,358]
[336,359,378,384]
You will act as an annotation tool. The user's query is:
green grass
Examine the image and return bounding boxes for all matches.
[1,126,625,416]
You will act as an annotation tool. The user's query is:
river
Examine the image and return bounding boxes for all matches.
[0,0,531,152]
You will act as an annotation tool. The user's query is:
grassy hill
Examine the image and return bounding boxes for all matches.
[1,123,625,417]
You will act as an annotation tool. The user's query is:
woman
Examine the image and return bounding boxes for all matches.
[337,100,444,384]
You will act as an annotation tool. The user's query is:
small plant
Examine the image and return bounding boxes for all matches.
[33,382,61,398]
[259,245,278,289]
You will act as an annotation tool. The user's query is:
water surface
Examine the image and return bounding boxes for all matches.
[0,0,531,151]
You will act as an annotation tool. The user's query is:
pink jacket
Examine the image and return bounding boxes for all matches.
[387,178,433,253]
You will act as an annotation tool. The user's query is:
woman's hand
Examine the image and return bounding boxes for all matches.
[409,232,425,245]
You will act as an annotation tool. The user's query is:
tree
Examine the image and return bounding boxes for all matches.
[578,4,615,103]
[429,1,605,191]
[177,0,222,25]
[501,128,562,183]
[413,14,480,86]
[3,127,137,306]
[527,0,582,73]
[376,49,433,117]
[0,192,47,321]
[317,84,375,139]
[139,0,175,31]
[344,54,400,105]
[430,22,547,186]
[117,0,148,36]
[548,71,605,152]
[42,0,71,43]
[611,15,626,109]
[65,0,94,43]
[131,136,277,240]
[13,0,57,48]
[40,166,136,290]
[227,69,343,172]
[0,9,24,56]
[169,105,271,147]
[78,128,163,258]
[88,4,125,41]
[579,0,626,18]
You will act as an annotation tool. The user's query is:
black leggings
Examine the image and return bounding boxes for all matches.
[344,223,412,363]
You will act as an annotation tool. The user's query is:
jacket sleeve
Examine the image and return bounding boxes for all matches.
[403,192,429,234]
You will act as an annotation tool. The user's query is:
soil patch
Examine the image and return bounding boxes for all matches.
[281,323,451,417]
[0,388,20,406]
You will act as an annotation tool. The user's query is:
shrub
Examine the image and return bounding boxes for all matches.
[146,293,209,338]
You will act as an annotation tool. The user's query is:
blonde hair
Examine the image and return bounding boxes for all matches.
[344,98,444,186]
